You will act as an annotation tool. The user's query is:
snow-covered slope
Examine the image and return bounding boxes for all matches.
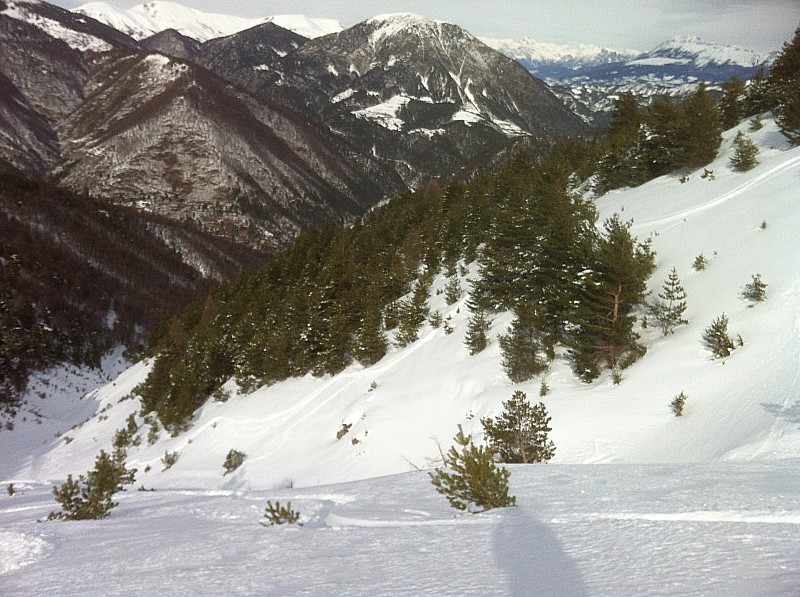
[73,1,343,41]
[1,116,799,597]
[4,116,798,488]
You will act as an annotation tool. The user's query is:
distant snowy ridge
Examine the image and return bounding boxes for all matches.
[481,36,641,68]
[73,1,343,41]
[646,36,778,68]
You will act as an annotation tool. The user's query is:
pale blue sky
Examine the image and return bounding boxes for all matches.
[52,0,798,52]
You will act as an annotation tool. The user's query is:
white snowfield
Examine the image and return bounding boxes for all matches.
[1,117,799,595]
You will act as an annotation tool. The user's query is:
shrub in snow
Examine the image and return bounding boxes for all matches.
[261,501,301,526]
[730,131,759,172]
[7,483,15,496]
[222,449,246,475]
[702,314,736,359]
[161,450,179,471]
[481,391,555,464]
[429,424,515,512]
[692,254,708,271]
[49,449,136,521]
[741,274,767,303]
[671,392,687,417]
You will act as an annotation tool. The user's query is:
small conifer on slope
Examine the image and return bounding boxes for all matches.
[482,391,555,464]
[49,449,136,521]
[429,425,515,512]
[652,267,688,335]
[730,131,759,172]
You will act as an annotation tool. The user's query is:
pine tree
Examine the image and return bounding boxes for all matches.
[429,425,516,512]
[730,131,759,171]
[444,274,462,305]
[568,215,655,381]
[354,292,388,367]
[49,449,136,521]
[395,280,429,347]
[702,313,736,358]
[769,28,800,145]
[741,274,767,302]
[499,304,548,382]
[679,83,722,170]
[653,267,688,335]
[481,391,555,464]
[719,76,747,129]
[464,302,490,355]
[744,67,774,116]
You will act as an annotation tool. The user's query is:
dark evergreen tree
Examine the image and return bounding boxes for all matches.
[429,425,516,512]
[653,267,688,335]
[769,27,800,145]
[639,94,685,179]
[464,299,490,355]
[702,313,736,358]
[679,83,722,170]
[594,92,645,194]
[719,76,747,129]
[354,297,388,367]
[671,391,687,417]
[730,131,759,171]
[444,274,462,305]
[481,390,555,464]
[499,304,548,383]
[395,280,429,347]
[568,215,655,381]
[261,500,301,526]
[744,66,775,116]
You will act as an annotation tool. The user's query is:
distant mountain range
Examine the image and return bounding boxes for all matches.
[484,35,778,122]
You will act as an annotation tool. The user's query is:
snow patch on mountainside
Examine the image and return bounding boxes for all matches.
[648,36,777,68]
[73,1,342,41]
[482,36,641,66]
[4,0,112,51]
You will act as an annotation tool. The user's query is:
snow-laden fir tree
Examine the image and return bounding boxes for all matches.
[429,425,515,512]
[481,390,555,464]
[444,274,462,305]
[702,313,736,358]
[464,296,490,355]
[653,267,688,335]
[730,131,759,172]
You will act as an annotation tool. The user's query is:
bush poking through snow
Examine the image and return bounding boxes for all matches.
[161,450,179,471]
[741,274,767,303]
[336,423,352,440]
[482,391,555,464]
[671,392,687,417]
[702,314,736,359]
[429,425,516,512]
[261,501,301,526]
[48,449,136,520]
[7,483,15,496]
[692,254,708,271]
[222,449,246,475]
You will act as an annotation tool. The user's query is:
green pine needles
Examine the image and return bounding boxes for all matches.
[261,500,301,526]
[429,425,515,513]
[49,449,136,521]
[482,391,555,464]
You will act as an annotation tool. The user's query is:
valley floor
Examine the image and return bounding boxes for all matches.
[2,461,799,596]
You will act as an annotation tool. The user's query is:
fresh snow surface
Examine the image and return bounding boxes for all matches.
[73,1,342,41]
[1,118,799,595]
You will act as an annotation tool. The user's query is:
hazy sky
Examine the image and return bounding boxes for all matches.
[52,0,798,52]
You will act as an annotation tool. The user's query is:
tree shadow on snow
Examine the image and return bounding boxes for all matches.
[493,506,588,597]
[761,401,800,429]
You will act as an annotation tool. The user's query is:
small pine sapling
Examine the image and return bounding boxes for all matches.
[539,380,550,397]
[730,131,759,172]
[222,449,246,475]
[464,306,490,355]
[261,500,301,526]
[161,450,179,471]
[652,267,688,335]
[48,449,136,520]
[670,391,687,416]
[702,313,736,358]
[741,274,767,303]
[444,275,462,305]
[429,425,515,512]
[692,254,708,271]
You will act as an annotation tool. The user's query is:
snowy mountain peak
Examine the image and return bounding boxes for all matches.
[73,1,342,41]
